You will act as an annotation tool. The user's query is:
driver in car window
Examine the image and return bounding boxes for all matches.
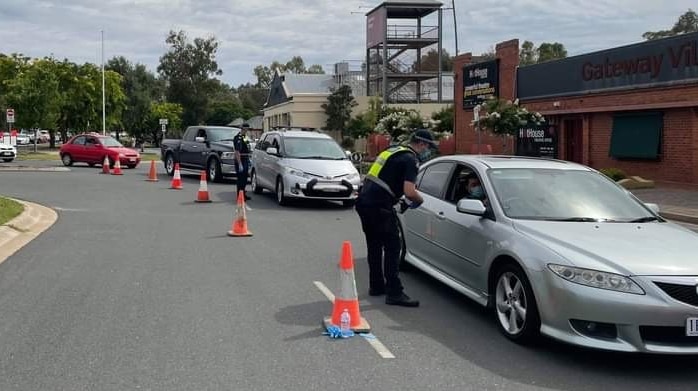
[465,174,488,207]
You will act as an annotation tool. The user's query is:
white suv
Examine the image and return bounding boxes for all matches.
[0,141,17,162]
[250,129,361,206]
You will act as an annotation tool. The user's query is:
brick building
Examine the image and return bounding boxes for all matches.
[453,32,698,185]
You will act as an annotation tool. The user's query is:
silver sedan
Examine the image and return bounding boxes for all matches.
[399,155,698,354]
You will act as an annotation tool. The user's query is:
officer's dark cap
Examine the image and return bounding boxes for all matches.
[411,129,437,147]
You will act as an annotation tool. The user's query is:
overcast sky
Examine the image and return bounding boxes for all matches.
[0,1,695,87]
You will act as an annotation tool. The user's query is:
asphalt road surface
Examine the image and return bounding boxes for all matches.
[0,162,697,391]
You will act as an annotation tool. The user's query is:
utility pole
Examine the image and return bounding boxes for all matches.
[101,29,106,136]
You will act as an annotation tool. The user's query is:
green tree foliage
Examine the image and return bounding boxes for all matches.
[413,48,453,72]
[643,9,698,40]
[5,58,60,132]
[321,85,357,137]
[430,105,453,134]
[158,30,222,126]
[148,102,183,144]
[519,41,568,65]
[107,56,162,143]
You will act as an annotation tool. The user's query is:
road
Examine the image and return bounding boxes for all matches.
[0,162,697,391]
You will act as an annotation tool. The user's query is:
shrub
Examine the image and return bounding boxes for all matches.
[599,168,627,181]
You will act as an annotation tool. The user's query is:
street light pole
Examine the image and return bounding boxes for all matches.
[101,29,106,136]
[452,0,459,55]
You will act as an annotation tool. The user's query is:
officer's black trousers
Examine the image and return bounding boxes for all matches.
[355,205,404,298]
[236,160,249,196]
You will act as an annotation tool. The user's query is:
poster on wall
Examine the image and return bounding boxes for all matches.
[462,59,499,109]
[516,124,558,159]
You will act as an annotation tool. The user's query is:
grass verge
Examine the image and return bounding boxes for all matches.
[0,197,24,226]
[16,151,61,161]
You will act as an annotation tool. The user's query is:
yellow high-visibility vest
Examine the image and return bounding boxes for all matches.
[365,145,415,199]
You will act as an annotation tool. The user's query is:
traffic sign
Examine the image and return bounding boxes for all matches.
[159,118,168,125]
[6,108,15,123]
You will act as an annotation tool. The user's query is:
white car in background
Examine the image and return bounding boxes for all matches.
[0,141,17,162]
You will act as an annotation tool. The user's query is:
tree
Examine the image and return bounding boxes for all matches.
[148,102,183,145]
[478,47,496,62]
[5,58,60,134]
[519,41,567,65]
[54,61,99,147]
[430,105,453,135]
[235,83,267,115]
[107,56,160,144]
[322,85,357,138]
[413,48,453,72]
[643,9,698,40]
[157,30,222,126]
[205,100,249,126]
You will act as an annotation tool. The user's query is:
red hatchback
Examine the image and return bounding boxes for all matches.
[60,133,141,168]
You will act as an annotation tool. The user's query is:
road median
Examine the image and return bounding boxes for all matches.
[0,198,58,265]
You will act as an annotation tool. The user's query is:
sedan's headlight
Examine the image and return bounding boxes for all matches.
[220,152,235,159]
[548,264,645,295]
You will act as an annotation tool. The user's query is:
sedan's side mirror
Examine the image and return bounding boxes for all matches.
[645,203,660,214]
[195,136,205,143]
[266,147,278,155]
[456,199,487,216]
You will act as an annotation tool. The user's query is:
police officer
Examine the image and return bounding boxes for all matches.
[355,129,436,307]
[233,124,252,200]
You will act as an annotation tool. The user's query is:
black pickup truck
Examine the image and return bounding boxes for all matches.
[160,125,247,183]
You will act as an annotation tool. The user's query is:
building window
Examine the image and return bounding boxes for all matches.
[609,112,663,160]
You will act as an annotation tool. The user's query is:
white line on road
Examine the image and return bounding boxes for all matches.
[313,280,395,359]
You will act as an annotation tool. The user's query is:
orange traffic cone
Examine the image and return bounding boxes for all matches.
[324,241,371,333]
[146,160,158,182]
[111,159,123,175]
[195,170,212,203]
[227,191,253,237]
[170,163,183,189]
[101,156,110,174]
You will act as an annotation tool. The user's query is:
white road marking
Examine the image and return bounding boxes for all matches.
[313,280,396,359]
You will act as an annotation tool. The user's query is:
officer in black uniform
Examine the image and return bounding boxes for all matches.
[355,129,437,307]
[233,124,252,200]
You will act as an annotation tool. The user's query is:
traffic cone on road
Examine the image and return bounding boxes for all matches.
[101,156,110,174]
[195,170,212,203]
[227,191,253,237]
[111,159,123,175]
[146,160,158,182]
[324,241,371,333]
[170,163,183,190]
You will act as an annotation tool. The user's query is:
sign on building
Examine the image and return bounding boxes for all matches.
[462,59,499,109]
[516,124,558,159]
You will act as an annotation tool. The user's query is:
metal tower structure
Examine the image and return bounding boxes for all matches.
[365,0,444,104]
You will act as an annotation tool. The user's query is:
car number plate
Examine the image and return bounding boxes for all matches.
[129,158,136,162]
[686,318,698,336]
[0,151,10,156]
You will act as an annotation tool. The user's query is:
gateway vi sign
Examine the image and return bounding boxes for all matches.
[517,31,698,99]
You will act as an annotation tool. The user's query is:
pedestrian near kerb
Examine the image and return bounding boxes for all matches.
[233,123,252,201]
[355,129,437,307]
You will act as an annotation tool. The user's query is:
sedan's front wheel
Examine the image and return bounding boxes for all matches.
[494,264,540,343]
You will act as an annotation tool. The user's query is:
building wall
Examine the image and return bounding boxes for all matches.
[353,96,451,121]
[453,39,519,154]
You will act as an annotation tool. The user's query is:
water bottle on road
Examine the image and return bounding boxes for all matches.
[340,309,351,337]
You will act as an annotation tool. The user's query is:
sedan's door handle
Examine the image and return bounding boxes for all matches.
[436,211,446,220]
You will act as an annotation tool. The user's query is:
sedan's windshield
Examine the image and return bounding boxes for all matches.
[100,137,124,147]
[205,128,240,142]
[487,168,656,222]
[283,137,347,159]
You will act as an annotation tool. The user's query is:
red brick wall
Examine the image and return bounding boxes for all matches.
[453,39,519,154]
[584,109,697,184]
[453,38,698,184]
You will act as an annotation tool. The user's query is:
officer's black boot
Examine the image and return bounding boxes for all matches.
[385,293,419,307]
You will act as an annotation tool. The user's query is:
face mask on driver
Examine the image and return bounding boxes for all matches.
[469,185,484,198]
